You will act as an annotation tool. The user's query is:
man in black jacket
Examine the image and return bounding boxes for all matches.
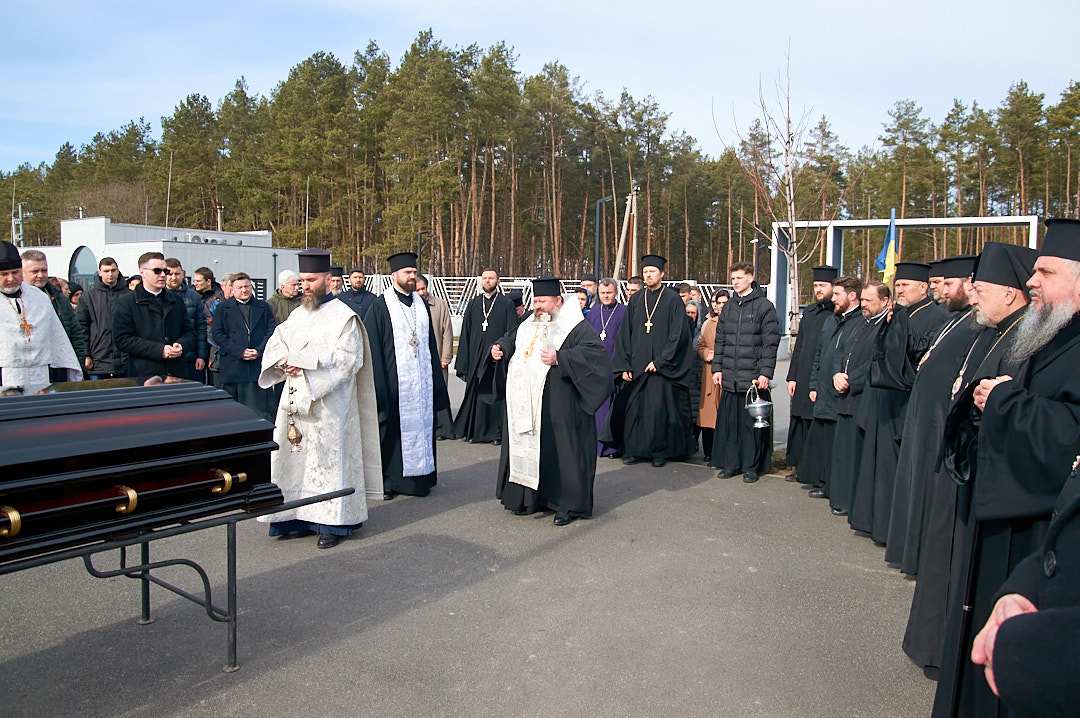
[165,258,209,381]
[785,265,837,482]
[710,262,780,483]
[112,251,196,382]
[76,256,127,378]
[211,272,277,419]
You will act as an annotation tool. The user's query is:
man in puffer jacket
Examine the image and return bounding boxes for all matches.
[710,261,780,483]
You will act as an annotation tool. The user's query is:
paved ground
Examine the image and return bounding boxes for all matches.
[1,356,934,717]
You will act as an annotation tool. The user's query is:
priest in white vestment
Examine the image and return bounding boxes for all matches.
[257,248,383,549]
[0,241,82,394]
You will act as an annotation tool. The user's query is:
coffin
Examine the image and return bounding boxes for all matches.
[0,380,282,563]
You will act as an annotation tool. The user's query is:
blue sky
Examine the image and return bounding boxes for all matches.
[3,0,1077,171]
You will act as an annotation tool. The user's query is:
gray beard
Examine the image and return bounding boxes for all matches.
[1007,299,1077,364]
[974,306,994,327]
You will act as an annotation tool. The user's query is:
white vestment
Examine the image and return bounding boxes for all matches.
[506,295,583,489]
[257,298,383,527]
[381,287,435,477]
[1,282,82,393]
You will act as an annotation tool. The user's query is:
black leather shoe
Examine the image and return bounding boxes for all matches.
[383,491,397,500]
[316,534,341,549]
[651,457,667,468]
[798,482,814,490]
[808,489,827,499]
[831,507,848,516]
[511,508,529,516]
[276,530,308,540]
[743,471,759,483]
[553,513,576,526]
[622,456,641,465]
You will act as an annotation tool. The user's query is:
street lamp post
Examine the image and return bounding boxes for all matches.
[594,196,614,278]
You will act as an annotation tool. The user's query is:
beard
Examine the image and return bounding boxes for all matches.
[1007,298,1077,364]
[302,284,328,310]
[946,294,969,312]
[974,306,995,327]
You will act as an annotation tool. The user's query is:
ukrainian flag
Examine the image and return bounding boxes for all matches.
[875,208,898,286]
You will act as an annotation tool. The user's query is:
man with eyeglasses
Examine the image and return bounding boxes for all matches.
[113,251,196,383]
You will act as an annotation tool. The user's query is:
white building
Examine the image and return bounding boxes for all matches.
[38,217,302,299]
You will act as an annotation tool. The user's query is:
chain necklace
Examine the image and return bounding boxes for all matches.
[5,295,32,342]
[951,319,1020,400]
[598,303,617,341]
[919,308,973,370]
[480,292,496,332]
[396,295,420,355]
[643,286,664,334]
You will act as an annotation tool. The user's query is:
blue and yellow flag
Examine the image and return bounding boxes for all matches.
[875,208,898,285]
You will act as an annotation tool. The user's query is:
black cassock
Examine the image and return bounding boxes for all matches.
[828,312,880,514]
[852,297,948,546]
[785,300,835,471]
[339,288,377,321]
[453,292,517,443]
[846,313,890,535]
[608,286,696,461]
[484,321,612,516]
[933,313,1080,718]
[364,292,451,497]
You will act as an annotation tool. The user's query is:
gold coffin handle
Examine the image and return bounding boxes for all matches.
[114,486,138,514]
[0,506,22,537]
[211,469,233,495]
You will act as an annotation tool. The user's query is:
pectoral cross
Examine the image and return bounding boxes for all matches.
[19,314,33,339]
[599,330,607,341]
[481,320,489,332]
[644,320,653,334]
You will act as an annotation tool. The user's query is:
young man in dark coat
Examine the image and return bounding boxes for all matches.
[76,256,127,379]
[933,219,1080,718]
[339,267,377,318]
[112,252,196,382]
[211,272,278,420]
[487,278,611,525]
[785,265,837,481]
[710,261,780,483]
[165,258,209,381]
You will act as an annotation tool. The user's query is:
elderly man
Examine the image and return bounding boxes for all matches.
[488,278,611,525]
[21,249,86,374]
[934,220,1080,718]
[363,252,451,499]
[268,270,301,324]
[1,241,81,391]
[416,274,455,439]
[258,249,382,549]
[112,251,196,382]
[328,266,345,297]
[77,256,127,379]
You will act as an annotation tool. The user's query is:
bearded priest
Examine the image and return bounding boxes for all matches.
[257,248,383,549]
[487,278,612,526]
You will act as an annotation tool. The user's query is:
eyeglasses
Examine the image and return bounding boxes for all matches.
[146,267,168,275]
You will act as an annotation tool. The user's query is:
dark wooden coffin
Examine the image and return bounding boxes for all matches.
[0,380,282,563]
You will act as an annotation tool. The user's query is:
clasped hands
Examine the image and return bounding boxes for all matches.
[490,343,556,366]
[973,375,1013,412]
[161,342,183,359]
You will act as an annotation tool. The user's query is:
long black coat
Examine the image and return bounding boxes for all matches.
[786,300,835,418]
[112,285,196,380]
[713,284,780,392]
[989,463,1080,718]
[211,298,277,384]
[76,275,128,374]
[810,307,862,421]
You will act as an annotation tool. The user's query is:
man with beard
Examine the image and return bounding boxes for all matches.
[488,279,611,525]
[711,262,780,482]
[257,249,383,549]
[803,277,862,503]
[1,241,82,391]
[587,278,626,457]
[579,274,598,315]
[890,256,981,575]
[453,269,516,444]
[906,245,1034,681]
[933,221,1080,718]
[785,266,837,482]
[611,255,696,467]
[837,282,891,528]
[328,266,345,297]
[364,252,451,499]
[340,267,377,318]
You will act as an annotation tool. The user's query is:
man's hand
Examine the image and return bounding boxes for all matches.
[971,592,1038,696]
[242,348,259,361]
[540,348,558,366]
[809,390,817,403]
[705,350,714,363]
[974,375,1013,412]
[441,361,449,369]
[490,344,504,361]
[162,343,183,359]
[833,372,849,393]
[622,371,634,382]
[645,361,657,373]
[282,363,302,377]
[195,358,206,371]
[787,380,796,398]
[712,371,722,386]
[755,375,769,390]
[84,356,94,371]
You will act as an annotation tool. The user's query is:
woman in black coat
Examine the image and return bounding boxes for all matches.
[210,274,277,420]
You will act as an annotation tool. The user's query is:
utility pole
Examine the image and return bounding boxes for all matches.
[216,205,224,232]
[164,151,174,229]
[594,195,614,278]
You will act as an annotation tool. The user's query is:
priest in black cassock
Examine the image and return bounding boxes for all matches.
[891,255,982,577]
[785,265,837,482]
[453,269,516,444]
[486,279,611,525]
[364,251,451,499]
[933,223,1080,718]
[609,255,696,467]
[905,246,1033,679]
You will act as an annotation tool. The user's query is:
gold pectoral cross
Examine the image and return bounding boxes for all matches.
[644,320,653,334]
[19,313,32,339]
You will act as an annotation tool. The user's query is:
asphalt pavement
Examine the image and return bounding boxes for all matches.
[0,354,934,717]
